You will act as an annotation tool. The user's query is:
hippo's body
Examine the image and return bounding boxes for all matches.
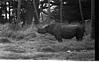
[37,23,85,42]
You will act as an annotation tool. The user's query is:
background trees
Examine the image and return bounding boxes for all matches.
[0,0,92,24]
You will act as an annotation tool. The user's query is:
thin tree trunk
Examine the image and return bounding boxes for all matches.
[60,0,62,23]
[91,0,95,39]
[79,0,84,24]
[48,0,50,17]
[47,0,51,24]
[5,2,7,20]
[17,0,21,23]
[33,0,39,21]
[40,1,44,22]
[32,0,40,24]
[8,2,10,23]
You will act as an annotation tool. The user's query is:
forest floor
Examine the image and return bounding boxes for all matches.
[0,24,95,60]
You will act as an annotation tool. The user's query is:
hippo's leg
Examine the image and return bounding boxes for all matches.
[55,35,62,42]
[75,28,84,41]
[76,36,83,41]
[76,32,84,41]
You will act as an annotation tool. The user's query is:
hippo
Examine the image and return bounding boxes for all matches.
[37,23,85,42]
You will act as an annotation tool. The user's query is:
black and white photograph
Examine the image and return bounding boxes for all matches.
[0,0,95,61]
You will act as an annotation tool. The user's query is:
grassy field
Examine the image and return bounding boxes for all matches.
[0,24,95,60]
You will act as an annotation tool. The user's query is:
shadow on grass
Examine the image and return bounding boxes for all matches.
[0,38,12,43]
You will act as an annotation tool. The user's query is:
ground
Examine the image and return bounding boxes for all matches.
[0,24,95,60]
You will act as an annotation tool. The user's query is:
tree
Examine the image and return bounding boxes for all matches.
[79,0,84,24]
[33,0,40,24]
[60,0,62,22]
[16,0,21,23]
[91,0,95,39]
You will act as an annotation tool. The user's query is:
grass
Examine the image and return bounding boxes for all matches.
[0,24,95,60]
[66,50,95,61]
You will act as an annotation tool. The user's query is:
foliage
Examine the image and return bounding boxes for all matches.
[0,0,91,24]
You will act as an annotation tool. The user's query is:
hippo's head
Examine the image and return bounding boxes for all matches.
[37,28,47,34]
[37,24,49,34]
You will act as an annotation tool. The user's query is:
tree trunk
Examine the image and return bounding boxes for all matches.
[24,0,36,25]
[40,1,44,22]
[8,1,11,23]
[91,0,95,39]
[16,0,21,23]
[47,0,52,24]
[79,0,84,24]
[48,0,50,18]
[60,0,62,23]
[33,0,39,24]
[5,2,7,20]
